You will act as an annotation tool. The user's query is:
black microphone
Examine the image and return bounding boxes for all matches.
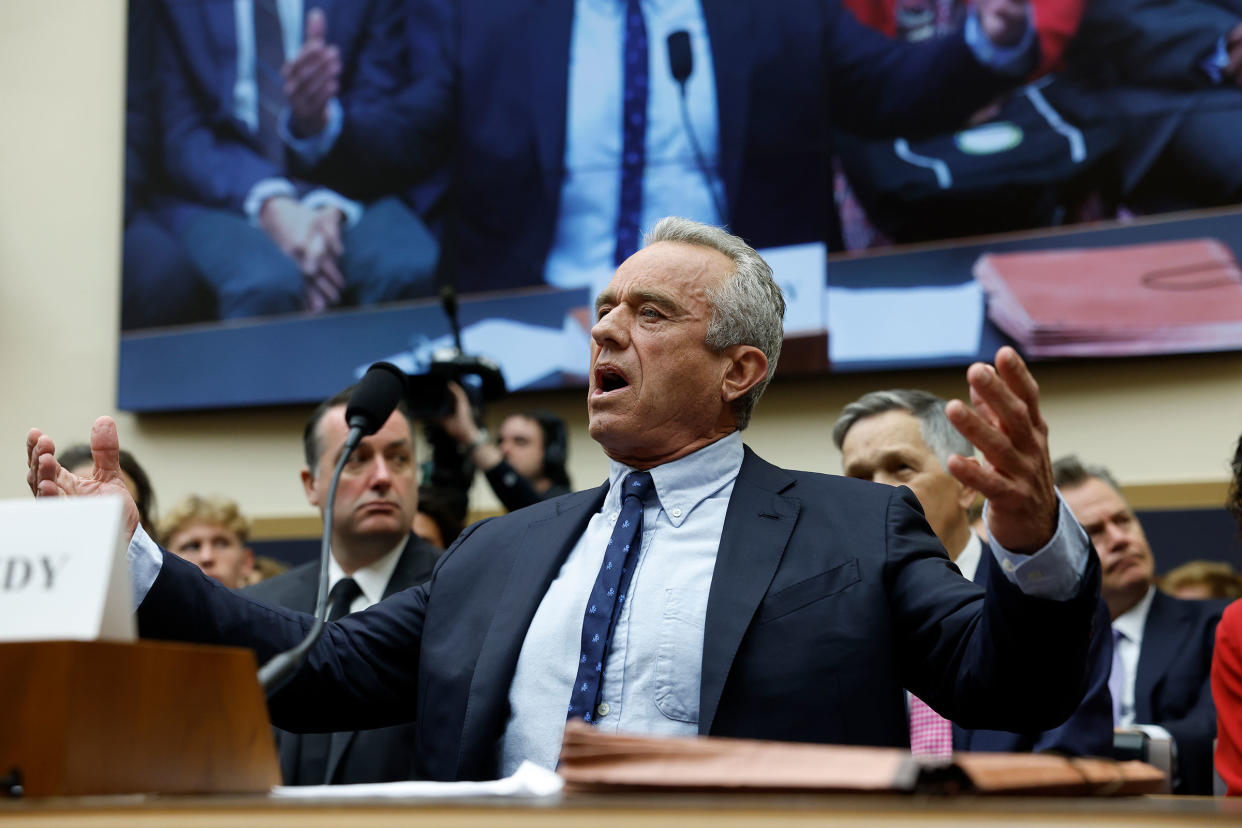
[257,363,408,694]
[345,361,408,437]
[666,30,726,224]
[667,30,692,85]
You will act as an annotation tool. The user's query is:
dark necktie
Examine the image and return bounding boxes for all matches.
[327,577,362,622]
[296,576,363,784]
[253,0,287,164]
[567,471,653,723]
[613,0,648,265]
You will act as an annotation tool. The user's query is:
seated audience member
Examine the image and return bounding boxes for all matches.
[149,1,437,321]
[159,495,255,590]
[1213,434,1242,794]
[835,390,1113,757]
[27,219,1100,782]
[1163,560,1242,601]
[438,383,573,513]
[57,443,158,537]
[1055,455,1228,794]
[242,385,441,785]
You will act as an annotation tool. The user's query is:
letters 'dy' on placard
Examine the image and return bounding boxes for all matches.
[0,495,134,642]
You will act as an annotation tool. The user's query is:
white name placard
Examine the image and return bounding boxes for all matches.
[0,495,134,642]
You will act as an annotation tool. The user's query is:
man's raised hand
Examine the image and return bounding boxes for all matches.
[26,416,141,540]
[944,346,1057,554]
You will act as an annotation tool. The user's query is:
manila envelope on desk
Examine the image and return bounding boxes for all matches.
[557,722,1165,796]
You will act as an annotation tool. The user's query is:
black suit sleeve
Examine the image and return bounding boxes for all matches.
[138,551,429,733]
[1073,0,1242,88]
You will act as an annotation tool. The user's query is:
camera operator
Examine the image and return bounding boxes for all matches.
[438,383,572,513]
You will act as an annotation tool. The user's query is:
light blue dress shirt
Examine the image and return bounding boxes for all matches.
[545,0,724,291]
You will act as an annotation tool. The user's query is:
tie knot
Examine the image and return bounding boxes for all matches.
[622,471,653,504]
[328,577,363,621]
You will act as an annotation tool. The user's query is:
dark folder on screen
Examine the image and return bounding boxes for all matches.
[973,238,1242,357]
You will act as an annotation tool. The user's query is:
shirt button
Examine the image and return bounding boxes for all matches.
[597,702,611,718]
[670,507,683,518]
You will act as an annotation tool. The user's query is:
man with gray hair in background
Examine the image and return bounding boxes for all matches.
[1055,455,1227,794]
[834,390,1114,759]
[29,217,1100,781]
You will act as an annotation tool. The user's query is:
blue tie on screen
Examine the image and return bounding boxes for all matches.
[567,470,654,723]
[613,0,649,266]
[253,0,287,164]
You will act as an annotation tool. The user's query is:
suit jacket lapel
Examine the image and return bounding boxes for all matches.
[1135,590,1182,722]
[456,484,608,777]
[700,448,799,734]
[701,0,753,221]
[530,0,574,207]
[202,1,239,119]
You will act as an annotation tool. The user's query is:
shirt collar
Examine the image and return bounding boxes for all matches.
[954,531,984,582]
[606,432,744,527]
[327,537,407,607]
[1113,584,1156,646]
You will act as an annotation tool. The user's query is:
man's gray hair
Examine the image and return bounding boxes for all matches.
[1051,454,1123,494]
[831,389,974,468]
[643,217,784,429]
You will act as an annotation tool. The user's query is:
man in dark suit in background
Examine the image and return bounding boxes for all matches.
[149,0,437,320]
[834,390,1114,758]
[244,386,440,784]
[1055,455,1227,794]
[28,218,1099,782]
[288,0,1039,294]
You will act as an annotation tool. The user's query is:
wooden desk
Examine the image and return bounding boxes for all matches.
[3,791,1241,827]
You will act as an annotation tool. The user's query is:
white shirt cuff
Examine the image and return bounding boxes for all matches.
[302,188,363,229]
[243,178,299,226]
[128,523,164,610]
[986,492,1089,600]
[964,6,1038,77]
[280,97,344,166]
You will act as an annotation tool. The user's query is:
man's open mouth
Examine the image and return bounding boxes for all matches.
[595,365,630,393]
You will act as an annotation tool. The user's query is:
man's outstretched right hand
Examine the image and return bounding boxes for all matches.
[26,416,141,542]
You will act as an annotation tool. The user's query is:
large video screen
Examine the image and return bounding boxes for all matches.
[119,0,1242,412]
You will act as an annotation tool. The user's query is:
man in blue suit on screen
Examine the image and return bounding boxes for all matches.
[28,218,1099,781]
[290,0,1040,295]
[148,0,438,321]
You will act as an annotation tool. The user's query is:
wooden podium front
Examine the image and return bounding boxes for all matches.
[0,640,280,797]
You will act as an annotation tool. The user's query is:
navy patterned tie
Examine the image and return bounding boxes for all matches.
[613,0,648,265]
[253,0,287,164]
[567,470,653,722]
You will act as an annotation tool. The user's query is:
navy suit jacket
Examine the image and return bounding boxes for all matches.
[1135,590,1228,794]
[138,447,1099,781]
[154,0,407,218]
[953,540,1115,756]
[310,0,1019,293]
[242,534,440,784]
